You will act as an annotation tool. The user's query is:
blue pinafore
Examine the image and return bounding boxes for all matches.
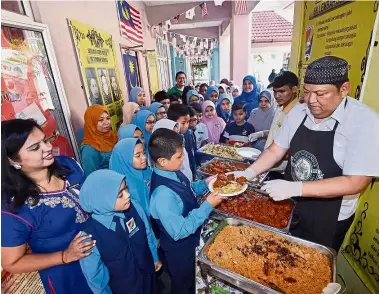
[150,171,201,294]
[81,204,155,294]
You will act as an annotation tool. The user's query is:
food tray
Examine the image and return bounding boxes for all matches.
[199,187,295,233]
[197,157,268,187]
[197,143,251,163]
[197,218,337,294]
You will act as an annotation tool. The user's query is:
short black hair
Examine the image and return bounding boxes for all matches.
[232,102,247,113]
[175,71,186,80]
[187,106,197,117]
[167,104,190,121]
[268,71,299,89]
[154,90,169,102]
[191,102,202,114]
[169,94,180,103]
[200,83,208,90]
[148,129,184,163]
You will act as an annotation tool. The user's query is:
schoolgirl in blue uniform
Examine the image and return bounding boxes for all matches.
[148,129,223,294]
[79,170,161,294]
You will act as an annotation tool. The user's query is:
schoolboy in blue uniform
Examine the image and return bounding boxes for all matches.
[221,102,255,146]
[149,129,223,294]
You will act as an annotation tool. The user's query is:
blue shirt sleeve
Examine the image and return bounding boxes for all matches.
[79,232,112,294]
[1,211,32,247]
[191,179,208,196]
[133,202,159,263]
[150,186,213,241]
[81,145,101,176]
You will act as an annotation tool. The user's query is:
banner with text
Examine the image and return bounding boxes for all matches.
[146,51,159,96]
[298,1,378,99]
[68,19,124,129]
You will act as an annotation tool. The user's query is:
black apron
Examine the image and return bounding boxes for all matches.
[286,101,347,249]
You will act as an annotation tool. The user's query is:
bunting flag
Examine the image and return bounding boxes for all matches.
[173,14,180,24]
[235,0,248,14]
[117,0,143,45]
[214,0,225,6]
[200,3,208,17]
[185,7,196,20]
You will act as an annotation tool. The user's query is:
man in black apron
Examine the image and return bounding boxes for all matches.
[241,56,379,251]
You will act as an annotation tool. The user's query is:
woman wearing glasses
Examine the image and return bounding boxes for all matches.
[81,105,118,176]
[1,119,94,294]
[149,102,167,121]
[132,110,156,155]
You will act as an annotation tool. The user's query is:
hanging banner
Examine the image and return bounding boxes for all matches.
[146,51,160,96]
[68,19,124,130]
[298,1,378,100]
[121,50,141,96]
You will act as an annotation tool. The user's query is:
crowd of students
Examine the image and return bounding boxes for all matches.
[1,69,301,294]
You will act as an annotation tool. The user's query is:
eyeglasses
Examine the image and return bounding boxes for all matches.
[156,111,167,116]
[145,120,155,125]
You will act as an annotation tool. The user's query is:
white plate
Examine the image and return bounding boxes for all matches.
[236,147,261,159]
[208,172,248,197]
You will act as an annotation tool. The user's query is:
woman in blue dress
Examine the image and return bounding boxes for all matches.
[1,119,94,294]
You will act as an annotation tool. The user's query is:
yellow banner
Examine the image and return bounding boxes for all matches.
[146,51,160,96]
[68,19,124,130]
[297,1,378,99]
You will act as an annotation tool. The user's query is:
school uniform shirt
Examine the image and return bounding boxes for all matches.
[265,98,298,148]
[222,121,255,146]
[194,123,209,149]
[274,97,379,221]
[150,168,212,240]
[79,201,158,294]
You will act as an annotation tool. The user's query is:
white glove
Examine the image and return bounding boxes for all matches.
[261,180,303,201]
[248,131,264,142]
[322,283,341,294]
[233,168,256,181]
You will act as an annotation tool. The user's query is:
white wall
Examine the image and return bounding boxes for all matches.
[219,27,230,81]
[251,42,291,87]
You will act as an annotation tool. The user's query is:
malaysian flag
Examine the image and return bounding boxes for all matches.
[235,0,248,15]
[200,2,208,17]
[117,0,143,45]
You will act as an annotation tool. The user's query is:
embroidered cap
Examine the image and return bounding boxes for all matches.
[304,56,349,85]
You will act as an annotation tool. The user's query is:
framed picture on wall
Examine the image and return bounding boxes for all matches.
[121,49,141,95]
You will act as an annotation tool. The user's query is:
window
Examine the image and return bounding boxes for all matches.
[155,36,170,90]
[1,1,25,15]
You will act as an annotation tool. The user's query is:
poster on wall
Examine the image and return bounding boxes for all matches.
[298,1,378,100]
[121,49,141,96]
[68,19,124,130]
[146,51,159,96]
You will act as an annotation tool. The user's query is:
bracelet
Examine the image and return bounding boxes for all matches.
[61,250,68,264]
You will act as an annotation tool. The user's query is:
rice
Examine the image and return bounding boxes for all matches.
[206,225,331,294]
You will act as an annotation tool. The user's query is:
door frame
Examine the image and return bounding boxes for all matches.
[1,9,80,160]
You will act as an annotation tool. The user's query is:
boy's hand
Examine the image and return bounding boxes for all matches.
[154,260,162,272]
[206,192,223,207]
[205,175,217,185]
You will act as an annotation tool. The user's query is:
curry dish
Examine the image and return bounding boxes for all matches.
[216,190,292,229]
[213,174,247,194]
[201,159,250,175]
[207,225,331,294]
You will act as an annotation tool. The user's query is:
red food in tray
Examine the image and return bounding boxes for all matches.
[201,159,250,175]
[215,190,293,229]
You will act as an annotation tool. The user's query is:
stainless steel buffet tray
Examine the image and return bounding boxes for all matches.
[197,143,250,162]
[197,218,337,294]
[199,187,295,233]
[197,157,269,187]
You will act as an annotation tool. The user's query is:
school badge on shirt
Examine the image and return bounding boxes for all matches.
[126,217,139,237]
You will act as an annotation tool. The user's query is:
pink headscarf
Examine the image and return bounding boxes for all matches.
[202,101,226,143]
[121,102,140,126]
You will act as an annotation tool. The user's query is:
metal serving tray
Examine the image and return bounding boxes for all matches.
[197,143,251,163]
[197,218,337,294]
[197,157,269,187]
[199,187,295,233]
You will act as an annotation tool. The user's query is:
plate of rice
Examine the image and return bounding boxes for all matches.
[208,172,248,197]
